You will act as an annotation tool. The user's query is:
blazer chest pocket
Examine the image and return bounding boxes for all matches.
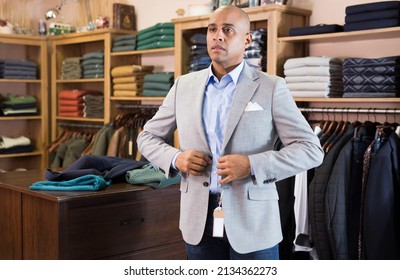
[248,186,279,201]
[238,110,270,133]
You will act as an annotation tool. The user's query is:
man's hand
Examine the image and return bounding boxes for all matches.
[217,155,251,184]
[175,150,212,176]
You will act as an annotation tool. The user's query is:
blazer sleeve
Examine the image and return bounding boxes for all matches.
[249,77,324,185]
[136,77,181,178]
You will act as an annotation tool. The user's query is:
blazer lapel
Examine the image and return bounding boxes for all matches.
[191,70,210,152]
[222,64,259,151]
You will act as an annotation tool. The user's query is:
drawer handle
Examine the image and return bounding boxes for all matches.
[120,218,144,226]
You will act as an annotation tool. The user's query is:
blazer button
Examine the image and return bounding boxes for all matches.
[203,182,209,187]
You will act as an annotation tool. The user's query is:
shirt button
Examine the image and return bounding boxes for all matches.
[203,182,209,187]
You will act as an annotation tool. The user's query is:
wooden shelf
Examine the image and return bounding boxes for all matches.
[279,26,400,43]
[56,78,105,83]
[0,151,42,159]
[0,79,41,83]
[56,117,105,122]
[110,96,165,101]
[0,116,42,121]
[294,98,400,103]
[0,34,48,171]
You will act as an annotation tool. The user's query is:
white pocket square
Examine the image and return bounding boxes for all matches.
[245,101,264,112]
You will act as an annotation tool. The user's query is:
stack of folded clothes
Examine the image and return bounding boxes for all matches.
[188,33,211,72]
[284,56,344,98]
[143,72,174,97]
[343,55,400,98]
[136,22,174,50]
[0,93,37,116]
[111,64,154,97]
[83,92,104,118]
[289,24,344,36]
[58,89,89,117]
[344,1,400,32]
[112,34,137,52]
[0,59,37,79]
[244,28,267,72]
[0,135,34,154]
[61,57,82,80]
[81,50,104,79]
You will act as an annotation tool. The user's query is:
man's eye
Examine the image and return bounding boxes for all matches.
[208,27,216,32]
[222,28,233,33]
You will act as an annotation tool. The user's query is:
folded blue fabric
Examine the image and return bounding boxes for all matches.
[29,174,111,191]
[345,9,400,23]
[344,17,400,32]
[345,1,400,15]
[289,24,343,36]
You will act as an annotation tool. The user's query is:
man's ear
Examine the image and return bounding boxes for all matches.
[244,32,252,48]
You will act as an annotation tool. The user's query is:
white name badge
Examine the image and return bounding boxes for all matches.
[213,207,224,237]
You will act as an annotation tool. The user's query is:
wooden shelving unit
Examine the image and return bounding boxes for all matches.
[49,29,134,142]
[0,34,48,170]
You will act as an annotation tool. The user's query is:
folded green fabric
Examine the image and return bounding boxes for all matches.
[2,94,36,106]
[82,50,104,60]
[29,174,111,191]
[139,22,174,35]
[112,45,137,52]
[126,164,181,189]
[137,35,174,47]
[144,72,174,83]
[136,41,174,50]
[114,39,137,47]
[142,89,169,97]
[114,34,137,42]
[138,29,174,41]
[143,82,172,91]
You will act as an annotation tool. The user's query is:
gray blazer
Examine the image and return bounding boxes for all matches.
[137,62,324,254]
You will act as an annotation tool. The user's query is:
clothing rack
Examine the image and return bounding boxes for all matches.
[299,107,400,114]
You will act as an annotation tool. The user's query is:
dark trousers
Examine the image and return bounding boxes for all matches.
[184,193,279,260]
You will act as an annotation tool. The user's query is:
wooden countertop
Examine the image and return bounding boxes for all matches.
[0,169,178,203]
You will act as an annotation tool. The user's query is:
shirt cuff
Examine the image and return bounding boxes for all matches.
[171,151,181,170]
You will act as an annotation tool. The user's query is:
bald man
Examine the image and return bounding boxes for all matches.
[137,5,323,260]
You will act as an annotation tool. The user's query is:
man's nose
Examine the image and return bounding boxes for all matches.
[213,29,224,41]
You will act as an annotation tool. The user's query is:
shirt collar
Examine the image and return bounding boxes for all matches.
[206,60,244,86]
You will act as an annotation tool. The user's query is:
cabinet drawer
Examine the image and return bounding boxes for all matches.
[65,194,181,259]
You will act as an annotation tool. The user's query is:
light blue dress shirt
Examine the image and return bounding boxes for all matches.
[203,61,244,193]
[172,61,245,193]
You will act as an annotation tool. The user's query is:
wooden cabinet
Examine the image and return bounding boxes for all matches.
[278,26,400,123]
[0,34,48,171]
[172,5,311,77]
[0,170,186,260]
[49,29,134,142]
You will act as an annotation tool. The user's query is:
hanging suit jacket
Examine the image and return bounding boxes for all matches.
[309,125,354,259]
[137,62,324,254]
[363,131,400,259]
[325,133,354,259]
